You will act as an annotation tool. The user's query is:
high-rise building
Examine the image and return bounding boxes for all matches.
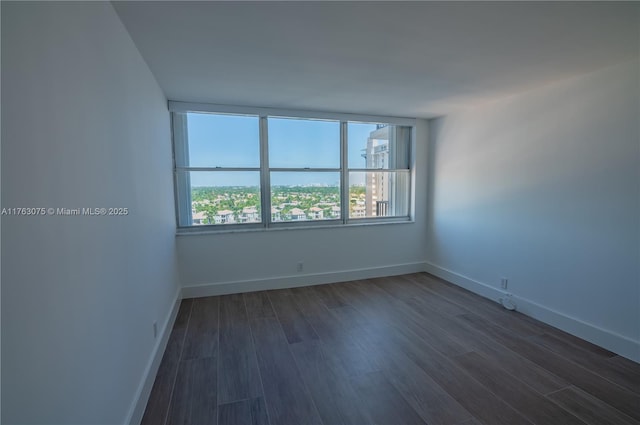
[364,125,391,216]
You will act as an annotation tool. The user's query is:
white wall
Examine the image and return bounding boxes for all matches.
[177,120,429,295]
[427,61,640,360]
[1,2,179,424]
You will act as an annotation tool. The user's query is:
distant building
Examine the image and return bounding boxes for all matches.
[330,206,340,218]
[352,205,365,218]
[271,207,281,222]
[240,206,259,223]
[289,208,306,221]
[192,210,209,225]
[309,206,323,220]
[362,125,390,217]
[214,209,235,224]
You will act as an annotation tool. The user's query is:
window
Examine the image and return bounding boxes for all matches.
[347,123,411,219]
[173,112,262,227]
[172,103,414,229]
[268,118,341,223]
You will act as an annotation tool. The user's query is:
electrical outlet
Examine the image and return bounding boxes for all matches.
[500,278,508,289]
[297,262,303,272]
[153,321,158,339]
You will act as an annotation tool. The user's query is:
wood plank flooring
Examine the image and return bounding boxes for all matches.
[142,273,640,425]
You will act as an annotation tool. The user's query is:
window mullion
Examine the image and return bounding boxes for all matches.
[340,121,348,224]
[175,167,261,172]
[259,116,271,228]
[268,168,341,172]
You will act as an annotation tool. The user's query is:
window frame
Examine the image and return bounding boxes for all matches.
[170,101,416,232]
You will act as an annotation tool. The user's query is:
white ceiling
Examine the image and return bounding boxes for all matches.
[113,1,639,118]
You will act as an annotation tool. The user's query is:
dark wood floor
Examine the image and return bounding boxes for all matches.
[142,273,640,425]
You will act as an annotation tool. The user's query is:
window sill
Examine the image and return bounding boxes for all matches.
[175,218,414,236]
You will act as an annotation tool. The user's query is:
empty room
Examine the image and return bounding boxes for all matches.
[1,1,639,424]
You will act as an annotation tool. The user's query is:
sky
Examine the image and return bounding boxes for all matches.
[186,113,380,187]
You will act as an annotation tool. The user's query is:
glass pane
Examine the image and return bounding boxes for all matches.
[348,123,410,169]
[186,113,260,168]
[270,172,340,222]
[349,171,409,218]
[184,171,261,225]
[268,117,340,168]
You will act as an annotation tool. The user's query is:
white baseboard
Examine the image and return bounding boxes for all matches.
[424,262,505,303]
[182,262,428,299]
[126,288,182,425]
[425,262,640,363]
